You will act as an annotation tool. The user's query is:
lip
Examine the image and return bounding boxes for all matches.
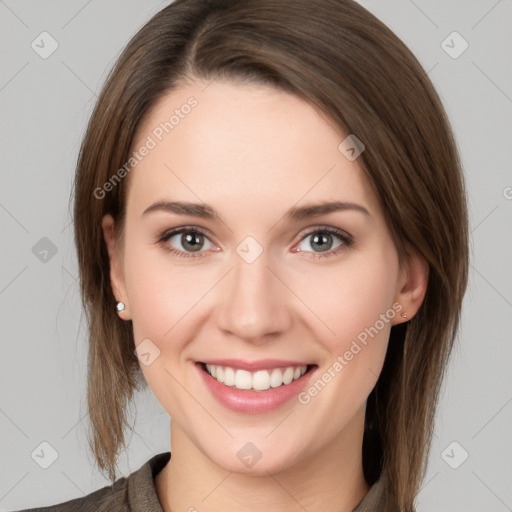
[195,362,318,414]
[199,358,311,371]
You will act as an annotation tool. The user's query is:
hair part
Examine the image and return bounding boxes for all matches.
[73,1,469,510]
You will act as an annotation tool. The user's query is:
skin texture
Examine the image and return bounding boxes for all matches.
[102,79,428,512]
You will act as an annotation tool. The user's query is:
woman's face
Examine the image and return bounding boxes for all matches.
[103,79,422,475]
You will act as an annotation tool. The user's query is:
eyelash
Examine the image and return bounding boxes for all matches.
[157,226,353,261]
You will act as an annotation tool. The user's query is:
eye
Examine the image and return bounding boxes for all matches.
[157,226,353,261]
[292,227,353,260]
[158,227,217,259]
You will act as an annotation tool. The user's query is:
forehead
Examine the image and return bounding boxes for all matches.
[126,79,381,225]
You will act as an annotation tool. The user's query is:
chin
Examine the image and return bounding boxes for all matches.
[202,437,308,476]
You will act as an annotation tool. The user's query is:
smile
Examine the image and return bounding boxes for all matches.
[203,363,309,391]
[196,360,318,414]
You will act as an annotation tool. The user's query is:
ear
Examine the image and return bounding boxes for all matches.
[391,246,429,325]
[102,214,131,320]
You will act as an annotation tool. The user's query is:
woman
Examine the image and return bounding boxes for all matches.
[21,0,468,510]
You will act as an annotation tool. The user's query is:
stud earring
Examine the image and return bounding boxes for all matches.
[401,312,408,319]
[116,302,125,312]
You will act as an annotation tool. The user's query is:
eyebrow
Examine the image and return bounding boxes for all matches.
[142,200,370,222]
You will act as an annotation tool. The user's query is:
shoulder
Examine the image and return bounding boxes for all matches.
[16,479,129,512]
[17,452,171,512]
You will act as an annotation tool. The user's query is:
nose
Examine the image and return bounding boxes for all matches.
[216,248,293,344]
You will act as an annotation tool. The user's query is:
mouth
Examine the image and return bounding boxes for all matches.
[195,359,319,413]
[198,362,317,392]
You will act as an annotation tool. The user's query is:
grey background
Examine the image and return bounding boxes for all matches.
[0,1,511,510]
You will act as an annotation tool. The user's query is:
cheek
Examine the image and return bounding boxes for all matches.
[293,248,399,404]
[123,246,208,408]
[122,242,203,343]
[292,253,398,427]
[294,250,398,343]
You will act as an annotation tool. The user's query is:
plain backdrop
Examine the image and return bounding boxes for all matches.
[1,1,511,511]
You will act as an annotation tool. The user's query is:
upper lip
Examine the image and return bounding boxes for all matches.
[198,359,314,371]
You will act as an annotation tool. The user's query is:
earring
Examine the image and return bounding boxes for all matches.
[116,302,125,312]
[401,312,408,319]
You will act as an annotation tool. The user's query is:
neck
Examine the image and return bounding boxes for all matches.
[156,410,370,512]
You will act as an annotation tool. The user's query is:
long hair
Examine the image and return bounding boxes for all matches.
[73,1,469,510]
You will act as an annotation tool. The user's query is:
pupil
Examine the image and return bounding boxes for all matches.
[312,233,331,252]
[182,232,203,252]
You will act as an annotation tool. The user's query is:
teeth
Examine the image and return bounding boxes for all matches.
[224,367,235,386]
[204,364,308,391]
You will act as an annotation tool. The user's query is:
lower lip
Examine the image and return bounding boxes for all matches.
[196,363,317,414]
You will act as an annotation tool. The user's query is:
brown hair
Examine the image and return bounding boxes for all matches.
[73,1,469,510]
